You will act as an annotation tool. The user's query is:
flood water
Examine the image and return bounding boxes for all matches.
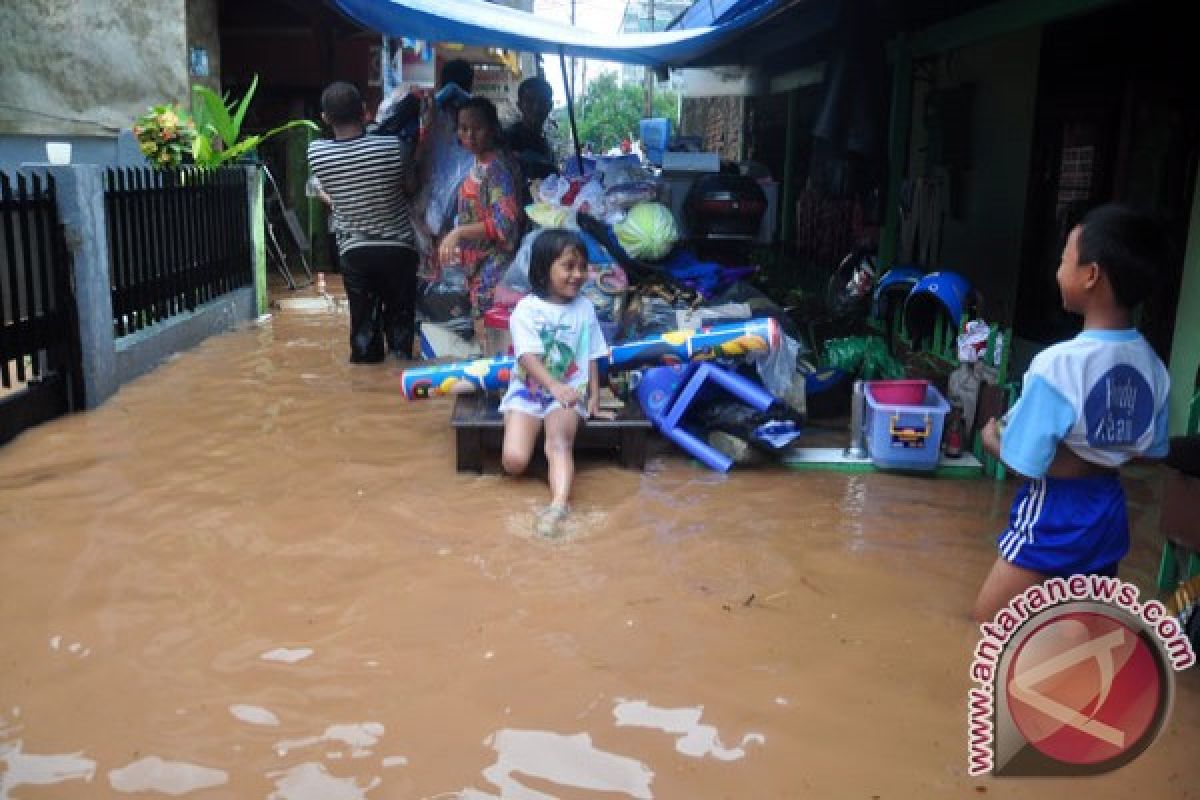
[1,279,1197,799]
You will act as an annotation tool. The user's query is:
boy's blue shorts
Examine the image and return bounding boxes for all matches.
[996,475,1128,577]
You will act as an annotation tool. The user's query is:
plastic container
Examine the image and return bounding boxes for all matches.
[863,384,950,471]
[482,306,513,356]
[639,117,671,150]
[867,379,929,406]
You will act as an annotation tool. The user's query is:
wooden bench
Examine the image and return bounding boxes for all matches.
[451,391,653,473]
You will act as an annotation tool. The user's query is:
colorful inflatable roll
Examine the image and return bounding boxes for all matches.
[400,317,781,400]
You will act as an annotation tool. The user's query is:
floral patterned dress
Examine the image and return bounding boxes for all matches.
[456,153,520,316]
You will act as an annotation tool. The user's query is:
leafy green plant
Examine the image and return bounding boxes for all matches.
[191,75,317,167]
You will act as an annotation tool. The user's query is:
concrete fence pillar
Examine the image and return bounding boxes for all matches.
[47,165,118,409]
[246,165,267,315]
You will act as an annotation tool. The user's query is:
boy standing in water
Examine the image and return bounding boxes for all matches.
[972,205,1171,622]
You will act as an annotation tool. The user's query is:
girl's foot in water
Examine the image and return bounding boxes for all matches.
[535,504,569,538]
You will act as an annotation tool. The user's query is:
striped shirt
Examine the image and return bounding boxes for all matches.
[307,134,414,255]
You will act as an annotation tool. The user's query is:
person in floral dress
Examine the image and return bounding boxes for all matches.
[437,97,521,320]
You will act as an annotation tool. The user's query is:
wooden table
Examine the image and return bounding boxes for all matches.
[451,392,652,473]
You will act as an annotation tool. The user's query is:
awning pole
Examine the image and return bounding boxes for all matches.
[559,46,584,175]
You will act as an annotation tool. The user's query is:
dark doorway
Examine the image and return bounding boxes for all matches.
[1014,2,1198,359]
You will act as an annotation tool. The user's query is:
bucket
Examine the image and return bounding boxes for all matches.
[867,379,929,406]
[871,266,924,319]
[904,270,972,345]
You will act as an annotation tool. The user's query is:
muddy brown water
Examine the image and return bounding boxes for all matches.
[2,281,1197,799]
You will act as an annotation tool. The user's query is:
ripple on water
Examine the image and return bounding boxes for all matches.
[466,728,654,800]
[108,756,228,795]
[267,761,380,800]
[0,739,97,797]
[612,699,765,761]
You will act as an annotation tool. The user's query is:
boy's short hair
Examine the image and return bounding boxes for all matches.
[529,229,586,298]
[1077,204,1166,309]
[518,76,553,103]
[321,81,363,126]
[440,59,475,93]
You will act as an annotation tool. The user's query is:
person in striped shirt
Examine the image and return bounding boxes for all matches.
[307,81,417,362]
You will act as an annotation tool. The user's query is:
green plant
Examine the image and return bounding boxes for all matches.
[191,75,317,167]
[134,104,197,168]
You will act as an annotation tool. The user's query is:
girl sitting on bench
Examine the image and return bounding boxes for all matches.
[499,230,609,538]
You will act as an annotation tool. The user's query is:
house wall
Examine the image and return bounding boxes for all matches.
[907,28,1042,325]
[0,0,189,136]
[186,0,222,95]
[0,0,217,169]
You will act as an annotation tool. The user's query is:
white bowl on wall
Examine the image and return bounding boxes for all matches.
[45,141,72,165]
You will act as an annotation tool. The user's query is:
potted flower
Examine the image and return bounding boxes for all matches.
[133,104,197,169]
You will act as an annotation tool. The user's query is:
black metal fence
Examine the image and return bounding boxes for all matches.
[0,171,81,445]
[104,167,251,337]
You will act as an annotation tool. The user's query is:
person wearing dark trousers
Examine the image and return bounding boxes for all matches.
[308,81,418,362]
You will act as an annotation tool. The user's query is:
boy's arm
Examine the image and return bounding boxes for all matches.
[998,374,1075,479]
[981,417,1003,459]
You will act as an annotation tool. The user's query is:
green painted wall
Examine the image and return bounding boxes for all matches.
[906,28,1042,324]
[1168,171,1200,435]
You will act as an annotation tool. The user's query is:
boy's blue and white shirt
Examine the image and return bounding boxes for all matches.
[1001,329,1170,478]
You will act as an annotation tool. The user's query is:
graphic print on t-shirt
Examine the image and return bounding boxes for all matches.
[1084,365,1154,448]
[538,323,579,384]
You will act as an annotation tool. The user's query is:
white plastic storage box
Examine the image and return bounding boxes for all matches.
[863,383,950,470]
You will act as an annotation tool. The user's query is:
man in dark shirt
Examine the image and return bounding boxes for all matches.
[503,76,557,207]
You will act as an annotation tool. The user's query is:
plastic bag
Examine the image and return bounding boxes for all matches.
[822,335,905,380]
[417,266,472,336]
[417,110,474,235]
[525,202,576,230]
[605,181,659,209]
[957,319,1004,366]
[752,332,802,406]
[537,174,571,205]
[570,179,608,216]
[613,202,678,260]
[580,264,629,324]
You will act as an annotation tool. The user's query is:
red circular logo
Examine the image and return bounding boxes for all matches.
[1005,611,1163,766]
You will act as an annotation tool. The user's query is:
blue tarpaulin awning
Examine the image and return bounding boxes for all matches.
[332,0,786,67]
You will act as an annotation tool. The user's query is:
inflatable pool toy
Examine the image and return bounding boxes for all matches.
[401,317,780,400]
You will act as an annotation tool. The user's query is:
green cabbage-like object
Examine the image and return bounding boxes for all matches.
[614,202,678,260]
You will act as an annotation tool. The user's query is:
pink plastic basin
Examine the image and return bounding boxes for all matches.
[867,379,929,406]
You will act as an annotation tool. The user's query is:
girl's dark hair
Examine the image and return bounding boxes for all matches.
[1076,204,1167,309]
[529,229,587,298]
[457,97,501,143]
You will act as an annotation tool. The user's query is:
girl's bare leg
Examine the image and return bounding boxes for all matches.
[502,411,542,476]
[973,558,1048,623]
[543,408,580,509]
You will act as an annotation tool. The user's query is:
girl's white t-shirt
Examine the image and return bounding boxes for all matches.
[507,294,608,395]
